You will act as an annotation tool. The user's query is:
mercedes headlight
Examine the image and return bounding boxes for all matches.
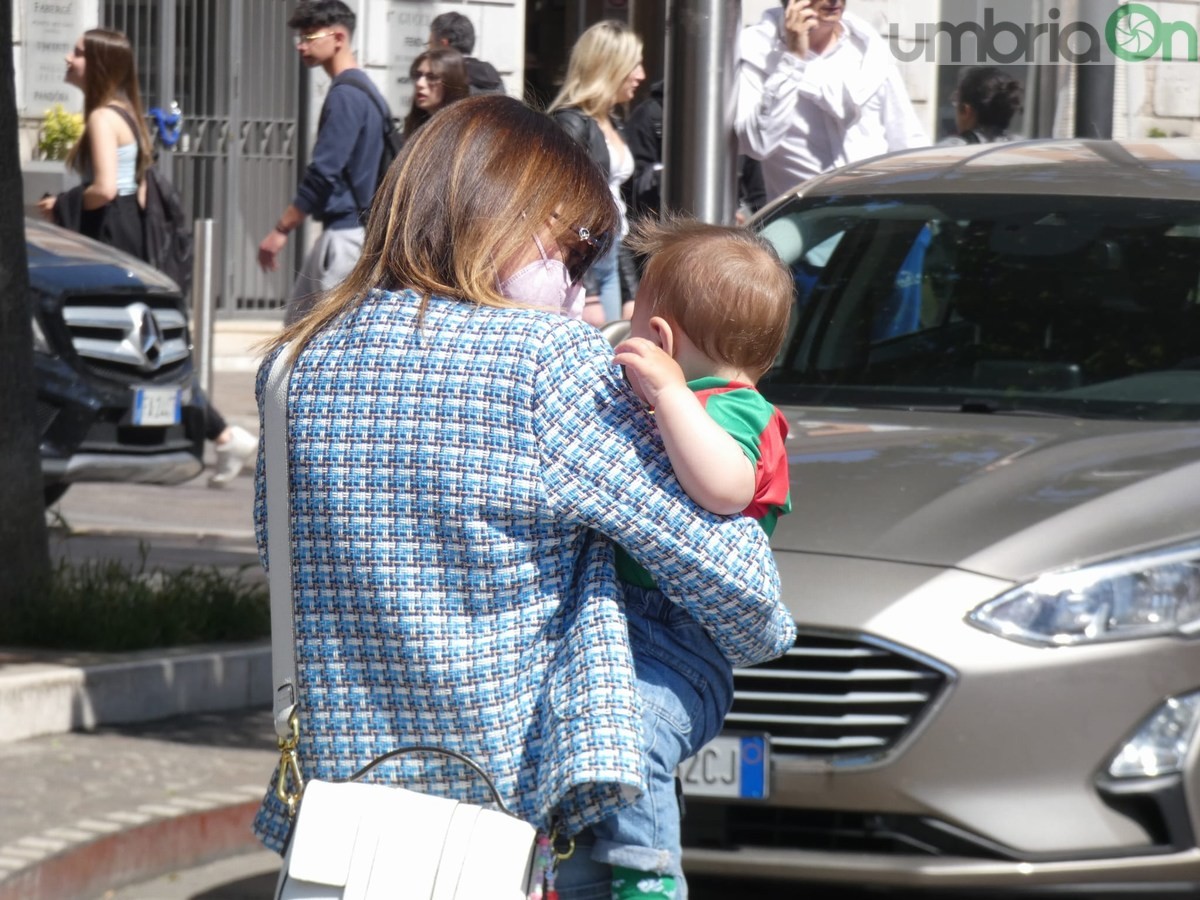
[969,542,1200,646]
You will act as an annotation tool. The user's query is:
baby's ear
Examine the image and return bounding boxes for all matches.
[649,316,676,358]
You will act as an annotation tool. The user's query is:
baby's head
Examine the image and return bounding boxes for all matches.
[627,216,794,382]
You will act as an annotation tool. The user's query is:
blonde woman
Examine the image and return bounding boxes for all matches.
[548,20,645,327]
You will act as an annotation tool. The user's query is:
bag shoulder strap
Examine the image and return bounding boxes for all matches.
[264,348,299,741]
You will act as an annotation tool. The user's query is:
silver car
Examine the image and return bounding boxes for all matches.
[679,139,1200,894]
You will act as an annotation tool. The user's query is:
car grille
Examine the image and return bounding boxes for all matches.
[726,630,952,766]
[683,803,1011,859]
[60,296,190,380]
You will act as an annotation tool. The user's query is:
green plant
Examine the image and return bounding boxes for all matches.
[38,104,84,161]
[1147,126,1168,138]
[2,551,270,651]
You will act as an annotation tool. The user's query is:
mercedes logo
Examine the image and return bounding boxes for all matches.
[127,302,165,372]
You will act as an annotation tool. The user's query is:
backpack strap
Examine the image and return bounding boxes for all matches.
[333,70,393,127]
[330,71,395,215]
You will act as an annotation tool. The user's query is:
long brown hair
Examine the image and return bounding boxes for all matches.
[66,28,153,182]
[403,48,470,137]
[268,95,619,358]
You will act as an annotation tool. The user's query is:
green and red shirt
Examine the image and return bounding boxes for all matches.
[617,376,792,588]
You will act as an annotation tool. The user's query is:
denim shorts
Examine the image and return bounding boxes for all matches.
[589,244,622,324]
[554,829,612,900]
[590,584,735,886]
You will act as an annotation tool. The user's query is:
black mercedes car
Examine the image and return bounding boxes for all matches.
[27,218,205,504]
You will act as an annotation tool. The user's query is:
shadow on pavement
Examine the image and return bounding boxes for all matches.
[194,872,278,899]
[95,708,275,752]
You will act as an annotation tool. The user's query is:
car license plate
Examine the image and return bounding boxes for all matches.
[678,734,769,800]
[133,387,181,426]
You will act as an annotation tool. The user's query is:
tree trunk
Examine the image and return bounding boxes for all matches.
[0,0,52,606]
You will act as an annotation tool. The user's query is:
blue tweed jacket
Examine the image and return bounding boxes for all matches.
[252,289,794,852]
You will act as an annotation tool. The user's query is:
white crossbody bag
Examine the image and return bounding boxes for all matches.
[263,349,549,900]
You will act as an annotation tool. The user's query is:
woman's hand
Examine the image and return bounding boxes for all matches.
[613,336,689,408]
[37,194,56,221]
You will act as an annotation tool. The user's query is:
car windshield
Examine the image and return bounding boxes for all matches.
[758,194,1200,421]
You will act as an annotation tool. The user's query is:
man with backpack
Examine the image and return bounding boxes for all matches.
[258,0,391,327]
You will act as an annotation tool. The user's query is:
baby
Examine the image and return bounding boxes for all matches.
[596,216,794,899]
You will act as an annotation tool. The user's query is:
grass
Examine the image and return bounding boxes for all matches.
[3,551,270,651]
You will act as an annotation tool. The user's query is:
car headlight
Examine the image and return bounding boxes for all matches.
[968,542,1200,646]
[1107,690,1200,779]
[31,315,51,354]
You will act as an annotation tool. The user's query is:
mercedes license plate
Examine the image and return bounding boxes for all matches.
[678,734,769,800]
[133,387,181,426]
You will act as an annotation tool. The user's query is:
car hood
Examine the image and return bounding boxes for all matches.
[24,217,179,294]
[770,406,1200,583]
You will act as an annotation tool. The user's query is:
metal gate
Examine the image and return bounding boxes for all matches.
[104,0,299,317]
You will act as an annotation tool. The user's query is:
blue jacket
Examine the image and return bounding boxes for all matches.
[293,71,386,229]
[251,291,795,850]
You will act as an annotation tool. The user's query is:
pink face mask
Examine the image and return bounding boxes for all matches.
[498,235,583,317]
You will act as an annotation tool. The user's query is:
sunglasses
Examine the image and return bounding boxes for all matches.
[561,224,613,284]
[295,30,336,46]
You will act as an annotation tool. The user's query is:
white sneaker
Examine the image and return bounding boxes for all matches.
[208,425,258,488]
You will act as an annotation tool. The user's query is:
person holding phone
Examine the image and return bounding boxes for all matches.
[735,0,928,204]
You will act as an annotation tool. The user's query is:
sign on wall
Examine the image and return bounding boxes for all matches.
[365,0,436,121]
[22,0,88,115]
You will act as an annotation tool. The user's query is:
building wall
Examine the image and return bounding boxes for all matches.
[14,0,98,161]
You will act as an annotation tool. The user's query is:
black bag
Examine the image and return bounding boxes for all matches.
[335,71,403,211]
[142,164,194,296]
[107,104,194,296]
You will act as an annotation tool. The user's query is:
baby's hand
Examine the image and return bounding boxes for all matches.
[614,337,689,408]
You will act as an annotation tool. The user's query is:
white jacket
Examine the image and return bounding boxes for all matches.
[736,8,928,202]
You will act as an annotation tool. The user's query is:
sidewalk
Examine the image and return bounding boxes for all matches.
[0,710,277,900]
[0,319,282,900]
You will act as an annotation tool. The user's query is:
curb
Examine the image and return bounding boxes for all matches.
[0,644,271,745]
[0,795,266,900]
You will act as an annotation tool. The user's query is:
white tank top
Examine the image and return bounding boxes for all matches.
[605,133,634,237]
[115,142,139,196]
